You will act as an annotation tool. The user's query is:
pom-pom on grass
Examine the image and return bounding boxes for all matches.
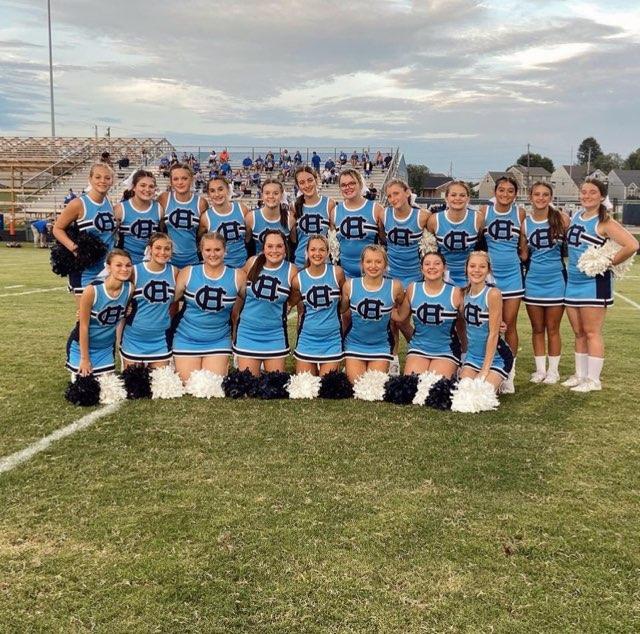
[122,364,152,400]
[150,367,185,399]
[383,374,419,405]
[98,373,127,405]
[353,370,388,402]
[64,374,100,406]
[450,377,499,413]
[222,369,258,399]
[318,370,353,399]
[185,370,225,399]
[286,372,321,399]
[249,371,291,400]
[412,371,443,405]
[425,377,456,411]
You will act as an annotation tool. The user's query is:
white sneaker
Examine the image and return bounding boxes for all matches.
[389,356,400,377]
[561,374,583,388]
[571,378,602,393]
[499,377,515,394]
[530,371,546,384]
[542,371,560,384]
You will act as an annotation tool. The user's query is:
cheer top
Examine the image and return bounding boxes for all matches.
[203,202,247,267]
[119,199,162,263]
[251,208,291,254]
[125,263,176,335]
[434,209,479,286]
[164,192,201,268]
[293,196,331,268]
[334,198,378,278]
[383,206,423,285]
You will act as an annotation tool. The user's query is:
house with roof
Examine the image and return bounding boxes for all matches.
[417,173,453,198]
[478,171,509,199]
[478,165,551,199]
[607,170,640,201]
[550,165,606,200]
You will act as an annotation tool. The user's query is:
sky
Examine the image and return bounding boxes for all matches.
[1,0,639,179]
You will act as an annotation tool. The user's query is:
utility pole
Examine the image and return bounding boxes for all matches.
[47,0,56,137]
[94,124,98,140]
[449,161,453,178]
[587,147,592,175]
[526,143,531,195]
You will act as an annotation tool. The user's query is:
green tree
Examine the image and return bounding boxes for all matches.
[577,137,603,165]
[593,152,624,173]
[624,148,640,171]
[406,164,430,193]
[516,153,554,173]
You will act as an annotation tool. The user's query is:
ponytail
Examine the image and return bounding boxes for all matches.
[547,204,564,242]
[122,189,135,201]
[583,178,610,223]
[294,194,305,221]
[279,203,289,230]
[247,253,267,283]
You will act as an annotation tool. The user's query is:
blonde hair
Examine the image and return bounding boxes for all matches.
[445,180,470,197]
[360,244,388,273]
[463,250,491,294]
[89,162,114,178]
[199,231,226,249]
[339,168,364,190]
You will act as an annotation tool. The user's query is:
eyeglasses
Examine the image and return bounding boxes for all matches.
[340,182,358,189]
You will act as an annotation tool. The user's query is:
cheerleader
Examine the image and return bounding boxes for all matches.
[341,245,404,383]
[114,169,162,264]
[120,233,177,369]
[157,163,207,269]
[426,181,480,286]
[245,179,294,255]
[478,176,525,393]
[66,249,133,376]
[172,232,244,381]
[393,251,462,378]
[291,235,346,375]
[520,182,570,384]
[291,166,335,268]
[563,179,638,392]
[459,251,513,390]
[234,229,297,375]
[53,162,117,304]
[333,169,384,278]
[200,176,249,268]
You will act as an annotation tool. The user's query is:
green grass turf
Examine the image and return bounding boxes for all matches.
[0,246,639,632]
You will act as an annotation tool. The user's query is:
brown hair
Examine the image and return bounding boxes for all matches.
[582,178,610,222]
[420,250,446,267]
[123,169,156,201]
[261,178,289,229]
[530,181,564,242]
[293,166,319,220]
[169,162,194,178]
[247,229,288,282]
[385,178,415,208]
[360,244,388,273]
[199,231,226,249]
[206,176,231,193]
[148,232,172,248]
[304,234,329,267]
[106,248,132,265]
[495,175,519,195]
[445,180,471,197]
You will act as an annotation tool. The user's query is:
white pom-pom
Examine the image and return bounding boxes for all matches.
[450,377,499,413]
[412,371,443,405]
[577,244,612,277]
[418,229,438,256]
[185,369,225,398]
[353,370,388,401]
[286,371,321,399]
[98,373,127,405]
[327,228,340,264]
[151,366,185,399]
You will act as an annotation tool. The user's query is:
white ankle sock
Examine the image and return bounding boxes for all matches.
[534,356,546,373]
[575,353,588,378]
[509,357,517,379]
[548,355,560,373]
[587,356,604,382]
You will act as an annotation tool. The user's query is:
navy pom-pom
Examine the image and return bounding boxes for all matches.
[75,232,108,270]
[64,375,100,406]
[319,370,353,399]
[50,224,107,277]
[425,377,456,410]
[383,374,419,405]
[249,371,291,399]
[50,242,78,276]
[122,364,152,399]
[222,369,257,398]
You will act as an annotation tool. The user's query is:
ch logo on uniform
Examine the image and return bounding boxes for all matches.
[94,212,115,233]
[195,286,225,311]
[252,275,280,301]
[464,303,482,326]
[218,220,244,242]
[339,216,367,240]
[97,305,125,326]
[416,303,443,325]
[387,227,412,247]
[487,219,513,241]
[305,285,333,309]
[443,231,469,251]
[130,218,156,240]
[168,208,195,230]
[298,214,324,235]
[143,280,171,303]
[529,228,552,250]
[357,298,384,320]
[566,225,585,247]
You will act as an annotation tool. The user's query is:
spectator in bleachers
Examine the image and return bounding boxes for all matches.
[365,182,378,201]
[280,149,290,165]
[255,155,264,171]
[266,150,275,163]
[192,159,201,173]
[265,156,275,173]
[375,150,384,167]
[118,154,130,169]
[350,150,359,166]
[339,151,348,166]
[64,189,77,205]
[208,150,217,165]
[142,148,149,166]
[252,169,261,189]
[194,172,205,192]
[384,153,392,169]
[220,160,232,177]
[325,157,335,171]
[219,148,230,163]
[363,158,373,178]
[362,151,370,163]
[242,155,253,169]
[321,168,332,187]
[100,151,113,166]
[209,167,219,179]
[293,150,302,166]
[311,151,321,173]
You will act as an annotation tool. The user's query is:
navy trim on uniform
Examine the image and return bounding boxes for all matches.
[293,349,344,363]
[463,360,509,379]
[120,349,173,363]
[343,351,394,362]
[523,296,565,307]
[564,298,614,308]
[65,361,115,375]
[232,345,290,359]
[406,349,461,364]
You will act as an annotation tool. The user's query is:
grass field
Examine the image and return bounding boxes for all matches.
[1,245,639,632]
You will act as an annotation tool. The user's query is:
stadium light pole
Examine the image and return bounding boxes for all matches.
[47,0,56,137]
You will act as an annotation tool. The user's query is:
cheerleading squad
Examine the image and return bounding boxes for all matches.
[52,161,638,398]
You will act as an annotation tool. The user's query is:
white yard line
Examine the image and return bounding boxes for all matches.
[0,286,65,298]
[614,291,640,311]
[4,285,24,289]
[0,402,122,475]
